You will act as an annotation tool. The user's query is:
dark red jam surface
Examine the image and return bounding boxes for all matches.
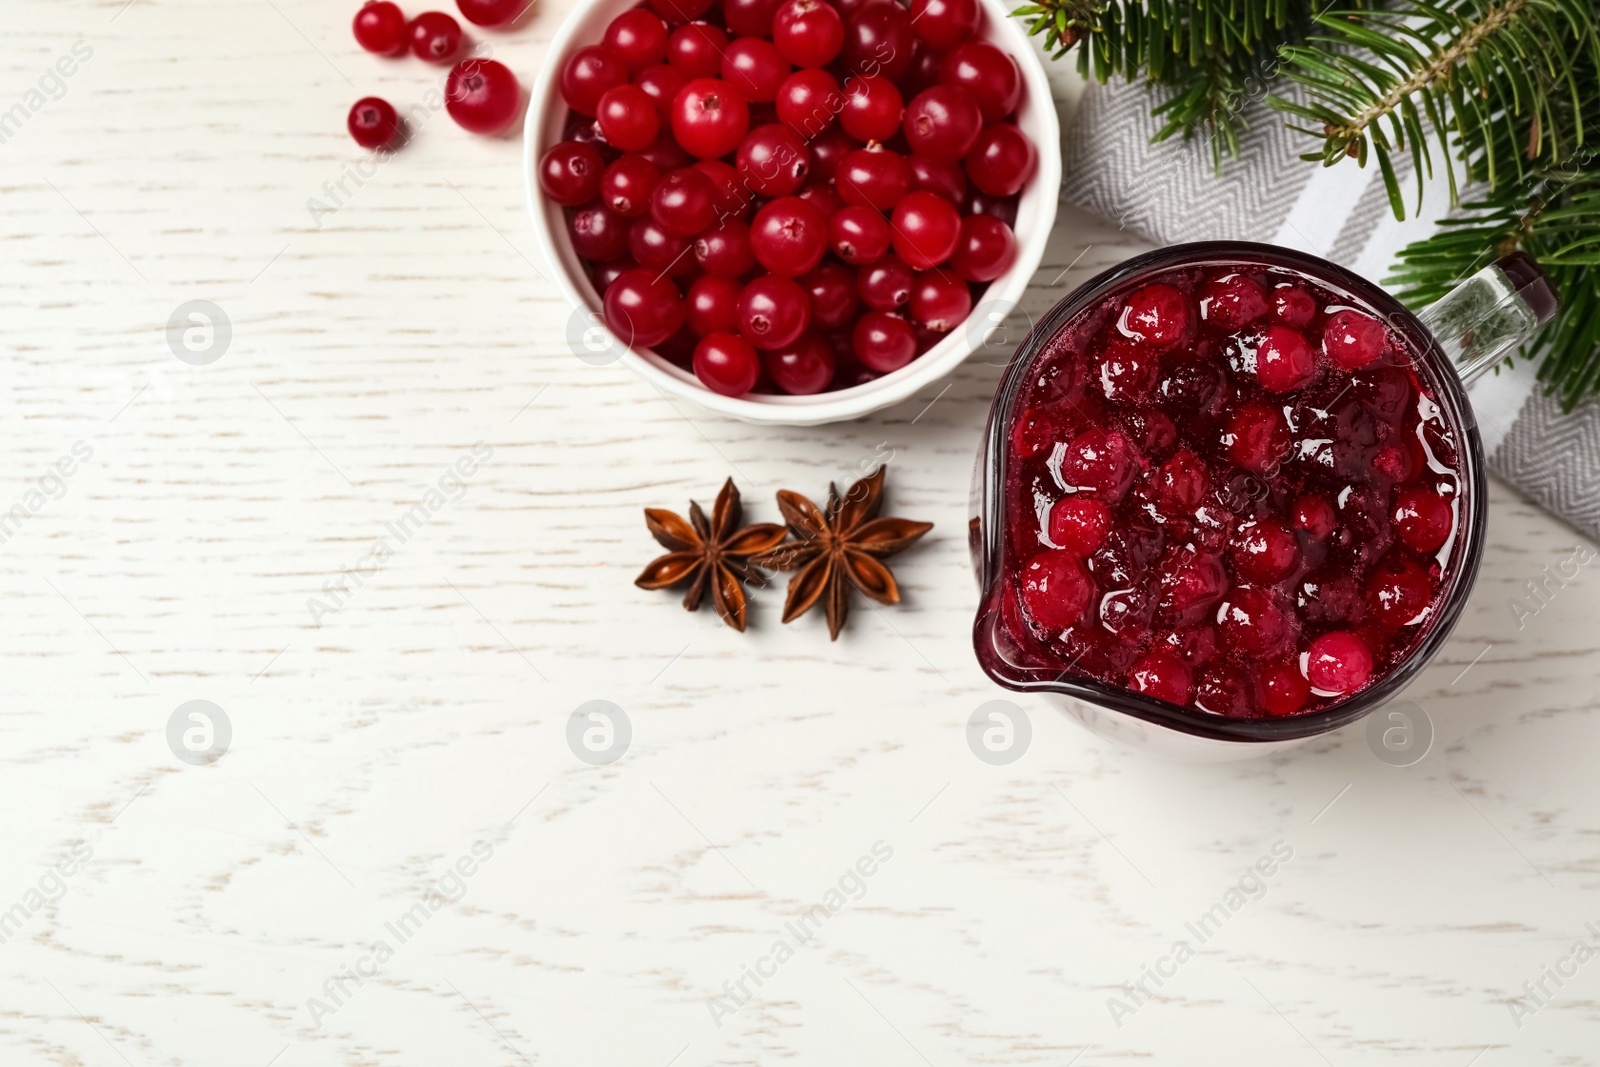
[988,260,1465,718]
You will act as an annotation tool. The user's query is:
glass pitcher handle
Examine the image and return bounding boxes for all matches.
[1415,252,1560,386]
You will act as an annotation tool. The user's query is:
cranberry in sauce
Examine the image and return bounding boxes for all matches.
[989,260,1464,718]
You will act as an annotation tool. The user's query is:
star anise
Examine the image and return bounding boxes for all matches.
[753,465,933,640]
[635,478,788,631]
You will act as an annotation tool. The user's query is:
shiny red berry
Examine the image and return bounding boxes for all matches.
[603,268,685,347]
[409,11,462,63]
[603,8,670,72]
[447,58,522,134]
[354,2,408,55]
[694,332,762,396]
[348,97,403,149]
[539,141,604,206]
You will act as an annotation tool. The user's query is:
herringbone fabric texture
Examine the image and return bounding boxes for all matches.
[1063,78,1600,541]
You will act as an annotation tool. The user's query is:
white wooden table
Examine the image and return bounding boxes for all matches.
[5,2,1600,1064]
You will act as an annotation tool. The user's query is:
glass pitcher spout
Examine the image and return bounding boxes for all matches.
[1416,252,1560,386]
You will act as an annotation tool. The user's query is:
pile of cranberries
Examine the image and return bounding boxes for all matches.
[989,259,1465,719]
[348,0,525,150]
[538,0,1036,397]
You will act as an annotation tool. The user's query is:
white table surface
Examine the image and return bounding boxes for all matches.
[6,2,1600,1064]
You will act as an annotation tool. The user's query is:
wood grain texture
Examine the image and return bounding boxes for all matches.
[3,1,1600,1064]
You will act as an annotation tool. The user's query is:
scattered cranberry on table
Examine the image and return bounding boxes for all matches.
[445,57,522,134]
[354,1,409,56]
[538,0,1035,397]
[347,96,404,149]
[409,10,463,63]
[992,259,1467,719]
[455,0,526,26]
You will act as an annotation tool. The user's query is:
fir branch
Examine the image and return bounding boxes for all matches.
[1012,0,1320,158]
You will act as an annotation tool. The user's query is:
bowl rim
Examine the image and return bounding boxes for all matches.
[522,0,1062,425]
[970,240,1489,743]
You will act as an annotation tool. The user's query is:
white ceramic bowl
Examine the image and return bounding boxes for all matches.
[523,0,1061,425]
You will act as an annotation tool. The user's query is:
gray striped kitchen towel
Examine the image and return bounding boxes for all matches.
[1063,78,1600,542]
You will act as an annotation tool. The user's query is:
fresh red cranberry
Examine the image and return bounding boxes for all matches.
[604,8,670,71]
[1218,586,1294,657]
[634,64,688,116]
[1157,544,1228,623]
[852,311,917,372]
[751,196,828,276]
[857,254,914,311]
[1393,486,1453,552]
[539,141,604,206]
[1194,666,1256,717]
[1048,497,1111,556]
[776,69,841,136]
[649,167,717,237]
[736,124,811,195]
[908,270,970,332]
[738,274,811,349]
[1151,447,1209,511]
[1271,285,1316,327]
[354,2,408,55]
[409,11,462,63]
[595,84,661,152]
[1200,273,1267,331]
[1292,494,1335,539]
[672,78,752,159]
[456,0,524,26]
[1255,324,1317,393]
[649,0,716,22]
[447,59,522,134]
[1226,403,1290,474]
[950,215,1016,282]
[1062,429,1139,502]
[1305,631,1373,695]
[835,146,911,210]
[907,155,967,203]
[772,0,845,67]
[1260,661,1311,715]
[890,191,961,270]
[1021,550,1094,630]
[600,155,660,217]
[667,22,729,77]
[348,97,403,149]
[1118,283,1190,349]
[693,332,761,396]
[1324,309,1387,370]
[722,37,792,103]
[684,276,740,337]
[909,0,979,49]
[798,263,858,330]
[964,124,1036,197]
[836,76,903,143]
[603,268,685,347]
[724,0,784,35]
[628,218,695,276]
[763,331,835,393]
[561,47,628,117]
[829,205,891,264]
[1228,517,1299,582]
[841,0,915,81]
[690,160,749,215]
[903,85,983,163]
[693,218,757,277]
[939,41,1021,122]
[567,204,631,261]
[1366,552,1434,628]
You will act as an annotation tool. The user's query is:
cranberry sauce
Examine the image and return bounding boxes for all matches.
[985,258,1466,719]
